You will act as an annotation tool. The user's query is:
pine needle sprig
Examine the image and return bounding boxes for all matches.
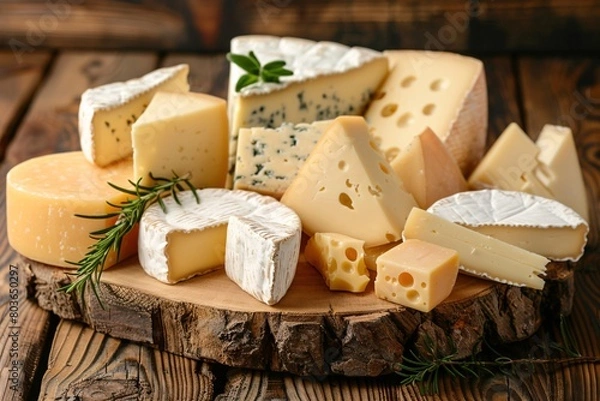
[227,51,293,92]
[60,172,198,305]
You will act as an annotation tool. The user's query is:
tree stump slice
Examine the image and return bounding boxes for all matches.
[25,254,575,377]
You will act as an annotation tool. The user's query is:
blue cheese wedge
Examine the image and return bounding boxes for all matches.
[79,64,189,166]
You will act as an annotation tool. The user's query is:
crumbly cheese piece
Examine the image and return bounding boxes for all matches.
[280,116,418,247]
[227,35,389,184]
[138,188,299,284]
[304,232,370,293]
[79,64,189,166]
[391,127,467,208]
[132,91,228,189]
[225,208,301,305]
[6,152,137,267]
[233,120,332,198]
[427,189,588,262]
[402,208,549,290]
[364,50,487,174]
[375,239,459,312]
[535,124,589,221]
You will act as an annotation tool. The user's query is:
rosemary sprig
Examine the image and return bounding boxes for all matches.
[60,172,198,304]
[227,51,293,92]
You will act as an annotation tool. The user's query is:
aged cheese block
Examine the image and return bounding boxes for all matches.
[402,208,549,290]
[391,127,467,208]
[427,189,588,262]
[375,239,459,313]
[6,151,137,268]
[227,35,389,184]
[281,116,418,247]
[364,50,487,174]
[79,64,189,166]
[132,91,228,189]
[304,232,370,293]
[233,120,332,198]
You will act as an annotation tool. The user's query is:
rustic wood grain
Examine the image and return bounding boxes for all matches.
[38,320,215,401]
[161,53,229,97]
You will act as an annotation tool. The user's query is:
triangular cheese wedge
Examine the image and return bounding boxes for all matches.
[391,127,467,208]
[281,116,417,247]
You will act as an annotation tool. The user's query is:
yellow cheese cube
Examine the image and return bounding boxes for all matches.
[375,239,459,312]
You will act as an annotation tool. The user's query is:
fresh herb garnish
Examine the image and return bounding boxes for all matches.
[227,51,293,92]
[60,172,198,305]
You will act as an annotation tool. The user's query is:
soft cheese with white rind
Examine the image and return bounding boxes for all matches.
[79,64,189,166]
[427,189,588,262]
[225,206,301,305]
[138,188,299,284]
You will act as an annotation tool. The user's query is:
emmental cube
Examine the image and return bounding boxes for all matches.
[375,239,459,312]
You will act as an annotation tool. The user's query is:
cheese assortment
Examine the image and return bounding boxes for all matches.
[428,190,589,262]
[233,120,332,198]
[79,64,190,167]
[132,91,228,189]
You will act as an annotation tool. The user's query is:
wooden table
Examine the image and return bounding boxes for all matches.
[0,50,598,400]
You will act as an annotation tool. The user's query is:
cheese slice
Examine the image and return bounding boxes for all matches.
[227,35,389,184]
[427,190,588,262]
[6,151,137,268]
[280,116,418,247]
[132,91,228,189]
[375,239,459,312]
[364,50,487,174]
[391,127,468,208]
[79,64,190,167]
[304,232,370,293]
[402,208,549,290]
[535,124,589,221]
[226,207,301,305]
[138,188,300,284]
[233,120,332,198]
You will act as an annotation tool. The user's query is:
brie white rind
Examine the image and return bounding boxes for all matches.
[138,189,300,285]
[428,189,588,262]
[79,64,190,166]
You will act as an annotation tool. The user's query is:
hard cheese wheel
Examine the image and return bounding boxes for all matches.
[6,151,137,268]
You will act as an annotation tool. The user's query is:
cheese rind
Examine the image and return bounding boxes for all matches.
[132,91,228,189]
[375,239,459,312]
[304,233,370,293]
[427,189,588,262]
[233,120,332,198]
[281,116,418,246]
[6,151,137,268]
[365,51,487,174]
[79,64,190,166]
[402,208,549,290]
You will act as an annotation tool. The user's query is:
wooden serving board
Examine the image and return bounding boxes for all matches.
[25,254,574,377]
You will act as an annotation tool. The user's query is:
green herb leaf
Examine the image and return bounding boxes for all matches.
[235,74,259,92]
[226,53,259,75]
[263,60,287,70]
[227,51,294,92]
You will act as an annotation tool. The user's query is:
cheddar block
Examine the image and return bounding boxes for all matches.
[375,239,459,312]
[132,91,228,189]
[391,127,467,208]
[6,152,137,268]
[402,208,549,290]
[304,233,370,293]
[281,116,418,246]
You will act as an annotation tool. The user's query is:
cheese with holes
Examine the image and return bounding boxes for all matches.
[535,124,589,221]
[233,120,332,198]
[364,241,401,271]
[428,190,588,262]
[281,116,418,246]
[139,188,300,284]
[391,127,467,208]
[402,208,549,290]
[79,64,189,166]
[227,35,389,184]
[304,233,370,292]
[132,91,228,189]
[375,239,459,312]
[226,208,301,305]
[364,50,487,174]
[6,151,137,268]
